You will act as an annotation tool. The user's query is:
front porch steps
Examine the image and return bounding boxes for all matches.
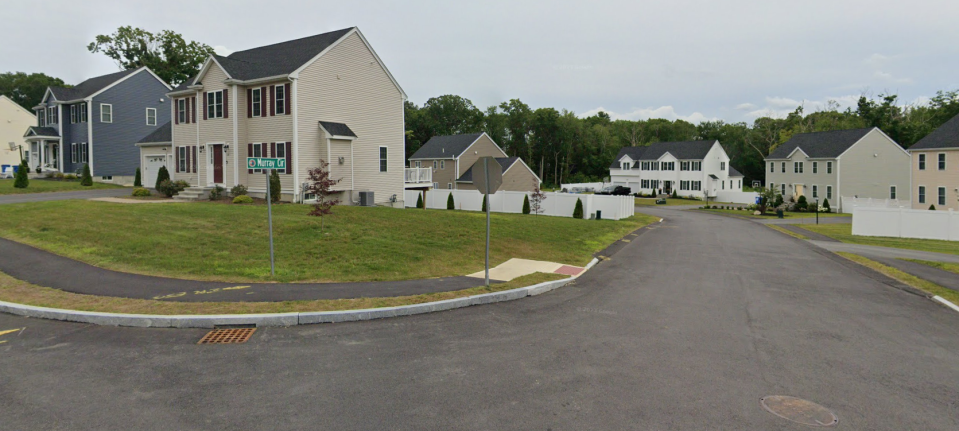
[173,186,212,202]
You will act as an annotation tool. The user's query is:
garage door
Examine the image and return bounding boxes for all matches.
[144,155,167,188]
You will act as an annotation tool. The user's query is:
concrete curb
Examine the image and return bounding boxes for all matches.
[933,296,959,314]
[0,276,578,329]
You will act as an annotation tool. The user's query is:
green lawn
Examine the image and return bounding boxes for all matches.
[0,201,657,283]
[803,224,959,256]
[838,253,959,305]
[0,179,124,195]
[903,259,959,275]
[696,208,848,219]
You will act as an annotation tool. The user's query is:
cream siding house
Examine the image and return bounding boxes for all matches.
[765,127,911,211]
[608,140,735,198]
[152,27,406,205]
[408,133,540,192]
[0,95,36,171]
[909,113,959,210]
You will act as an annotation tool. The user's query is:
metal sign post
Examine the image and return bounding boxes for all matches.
[471,157,503,287]
[484,158,491,287]
[249,157,282,276]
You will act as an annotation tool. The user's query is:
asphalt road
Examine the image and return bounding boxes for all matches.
[0,187,129,204]
[1,207,958,430]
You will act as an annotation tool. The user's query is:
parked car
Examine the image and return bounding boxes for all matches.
[597,186,631,196]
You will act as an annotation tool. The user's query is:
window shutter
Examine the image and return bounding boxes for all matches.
[175,100,180,125]
[284,83,291,115]
[186,99,192,124]
[186,147,191,173]
[270,142,276,158]
[285,142,292,174]
[270,85,276,116]
[202,92,208,120]
[260,87,267,116]
[193,146,198,173]
[223,89,229,118]
[247,89,253,118]
[176,147,181,173]
[248,144,253,174]
[191,97,197,123]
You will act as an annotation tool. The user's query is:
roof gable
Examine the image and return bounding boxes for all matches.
[911,113,959,150]
[640,140,716,160]
[456,157,525,182]
[136,121,172,144]
[209,27,354,81]
[410,133,485,159]
[767,127,874,159]
[49,69,140,101]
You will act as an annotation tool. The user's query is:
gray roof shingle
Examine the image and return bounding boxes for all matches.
[911,113,959,150]
[210,28,354,81]
[137,121,172,144]
[48,69,140,101]
[24,126,59,137]
[409,133,485,160]
[767,128,874,159]
[609,140,716,168]
[319,121,357,138]
[728,165,743,177]
[457,157,521,182]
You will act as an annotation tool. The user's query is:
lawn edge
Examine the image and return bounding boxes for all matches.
[765,224,808,240]
[833,252,959,312]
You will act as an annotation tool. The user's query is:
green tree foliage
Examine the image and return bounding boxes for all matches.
[416,193,424,209]
[269,169,281,203]
[822,198,831,213]
[797,195,808,211]
[133,168,142,187]
[13,160,29,188]
[573,198,584,219]
[929,204,936,211]
[447,193,455,210]
[155,165,170,189]
[481,194,488,212]
[522,194,530,214]
[0,72,69,110]
[80,164,93,186]
[87,26,214,86]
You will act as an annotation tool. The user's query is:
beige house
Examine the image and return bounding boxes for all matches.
[765,127,911,211]
[144,27,407,205]
[0,95,37,172]
[407,133,540,192]
[909,113,958,210]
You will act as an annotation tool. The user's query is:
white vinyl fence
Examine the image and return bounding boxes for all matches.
[852,207,959,241]
[714,191,759,204]
[840,196,907,214]
[559,182,607,192]
[405,189,635,220]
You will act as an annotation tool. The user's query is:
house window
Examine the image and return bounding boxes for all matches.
[178,146,187,172]
[918,186,925,204]
[70,105,77,124]
[251,88,262,117]
[207,90,223,119]
[770,162,774,173]
[448,183,452,189]
[770,183,775,192]
[622,162,630,170]
[101,176,113,182]
[918,154,926,170]
[812,185,818,199]
[680,161,689,171]
[781,184,785,196]
[440,160,445,169]
[274,85,285,115]
[812,162,818,174]
[433,160,437,169]
[100,104,113,123]
[939,153,946,170]
[379,146,388,172]
[720,161,726,171]
[890,186,897,200]
[721,181,725,190]
[79,104,87,123]
[693,161,701,171]
[81,143,88,164]
[432,182,438,189]
[71,143,77,163]
[940,187,947,206]
[146,108,157,126]
[275,142,286,166]
[177,99,187,123]
[781,162,786,173]
[251,143,263,173]
[826,185,833,200]
[48,107,57,124]
[304,193,317,201]
[794,162,803,174]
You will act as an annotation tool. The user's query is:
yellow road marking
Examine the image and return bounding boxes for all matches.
[621,239,631,243]
[0,340,7,344]
[223,285,251,291]
[0,328,25,337]
[152,292,187,300]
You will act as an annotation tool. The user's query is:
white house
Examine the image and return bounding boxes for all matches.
[0,95,37,171]
[609,140,742,198]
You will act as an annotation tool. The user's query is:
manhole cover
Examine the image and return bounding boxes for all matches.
[761,395,838,427]
[198,328,256,344]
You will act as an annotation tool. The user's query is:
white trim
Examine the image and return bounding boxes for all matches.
[87,101,94,175]
[232,85,239,187]
[99,103,113,123]
[785,147,810,159]
[317,122,357,141]
[40,88,56,105]
[56,104,62,135]
[274,84,286,115]
[146,107,157,126]
[504,158,542,184]
[379,145,388,172]
[193,57,233,85]
[291,78,299,202]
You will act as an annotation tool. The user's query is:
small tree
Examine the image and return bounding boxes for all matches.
[822,198,831,213]
[155,165,170,189]
[481,194,488,212]
[269,169,281,203]
[416,193,424,209]
[573,198,584,219]
[522,194,531,214]
[13,160,29,188]
[757,187,778,214]
[80,163,93,186]
[133,167,142,187]
[929,204,937,211]
[305,160,341,232]
[773,193,784,208]
[530,180,546,215]
[447,192,455,210]
[796,195,808,211]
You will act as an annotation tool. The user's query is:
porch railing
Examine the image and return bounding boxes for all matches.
[405,167,432,184]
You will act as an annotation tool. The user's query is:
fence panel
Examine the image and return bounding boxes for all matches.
[406,189,634,220]
[852,207,958,241]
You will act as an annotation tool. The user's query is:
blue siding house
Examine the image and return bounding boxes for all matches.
[25,67,171,185]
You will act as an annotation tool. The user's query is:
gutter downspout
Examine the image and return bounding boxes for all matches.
[86,99,93,176]
[291,77,299,203]
[233,84,239,187]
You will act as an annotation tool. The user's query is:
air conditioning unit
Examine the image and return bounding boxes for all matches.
[359,191,375,206]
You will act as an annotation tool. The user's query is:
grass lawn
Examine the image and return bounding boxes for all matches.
[0,270,566,314]
[802,224,959,256]
[0,201,657,283]
[766,224,807,240]
[903,259,959,276]
[0,179,124,195]
[696,208,847,219]
[837,253,959,306]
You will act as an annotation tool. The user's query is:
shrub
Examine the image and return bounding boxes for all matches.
[796,195,808,211]
[447,193,454,210]
[63,174,77,181]
[209,185,226,200]
[134,168,142,187]
[157,179,178,197]
[13,160,29,188]
[233,195,254,204]
[482,195,488,212]
[671,190,678,198]
[773,194,784,208]
[44,171,55,179]
[929,204,936,211]
[80,163,92,186]
[35,166,41,174]
[573,198,584,219]
[822,198,831,213]
[269,169,281,203]
[230,184,248,197]
[522,194,531,214]
[155,166,170,189]
[131,187,151,197]
[416,193,424,209]
[173,180,189,191]
[54,172,65,180]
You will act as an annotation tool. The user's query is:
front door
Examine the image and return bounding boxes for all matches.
[662,180,672,195]
[212,144,224,184]
[795,184,804,198]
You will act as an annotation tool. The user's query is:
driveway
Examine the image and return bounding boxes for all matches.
[1,206,957,430]
[0,188,129,204]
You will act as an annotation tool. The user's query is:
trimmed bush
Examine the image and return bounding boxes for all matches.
[482,195,488,212]
[671,190,678,198]
[233,195,254,204]
[209,185,226,200]
[796,195,808,211]
[230,184,248,197]
[157,180,178,197]
[822,198,831,213]
[416,193,424,209]
[269,169,281,203]
[155,166,170,189]
[131,187,151,197]
[447,193,454,210]
[573,198,584,219]
[63,174,77,181]
[80,163,93,186]
[522,194,530,214]
[13,160,29,188]
[929,204,937,211]
[134,168,142,187]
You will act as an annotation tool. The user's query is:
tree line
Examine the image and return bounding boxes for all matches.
[406,92,959,187]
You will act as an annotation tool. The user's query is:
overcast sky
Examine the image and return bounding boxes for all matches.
[4,0,958,124]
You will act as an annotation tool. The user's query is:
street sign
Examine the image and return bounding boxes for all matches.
[472,156,503,195]
[247,157,287,170]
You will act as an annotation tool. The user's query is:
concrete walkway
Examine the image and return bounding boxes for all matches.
[466,258,584,281]
[0,188,129,204]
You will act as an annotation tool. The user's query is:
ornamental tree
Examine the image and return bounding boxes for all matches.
[306,160,341,232]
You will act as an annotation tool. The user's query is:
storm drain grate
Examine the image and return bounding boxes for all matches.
[761,395,838,427]
[197,328,256,344]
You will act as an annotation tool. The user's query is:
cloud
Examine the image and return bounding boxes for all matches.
[873,70,913,84]
[734,103,756,111]
[213,45,234,56]
[580,106,717,124]
[741,94,862,119]
[865,53,890,66]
